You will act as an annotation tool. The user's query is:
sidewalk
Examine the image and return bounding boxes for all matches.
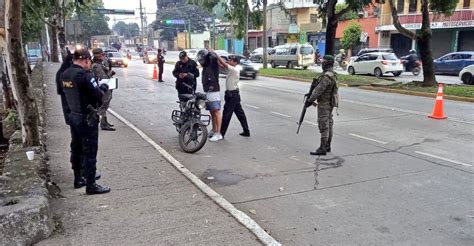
[39,63,260,245]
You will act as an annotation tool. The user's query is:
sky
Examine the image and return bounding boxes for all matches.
[102,0,158,29]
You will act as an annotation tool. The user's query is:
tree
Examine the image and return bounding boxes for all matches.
[113,21,140,39]
[341,22,361,50]
[5,0,40,146]
[74,0,111,43]
[387,0,457,87]
[314,0,372,55]
[336,3,359,21]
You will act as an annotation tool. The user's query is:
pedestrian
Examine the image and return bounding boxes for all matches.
[173,51,199,96]
[157,49,165,82]
[91,48,116,131]
[305,55,338,155]
[196,49,223,142]
[214,54,250,138]
[60,46,110,194]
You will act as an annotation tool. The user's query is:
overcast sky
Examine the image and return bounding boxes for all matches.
[102,0,157,29]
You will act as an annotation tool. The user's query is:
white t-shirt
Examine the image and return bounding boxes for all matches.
[226,65,239,91]
[206,91,221,102]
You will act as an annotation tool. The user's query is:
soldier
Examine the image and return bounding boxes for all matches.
[305,55,338,155]
[157,49,165,82]
[60,47,110,194]
[91,48,116,131]
[172,51,199,95]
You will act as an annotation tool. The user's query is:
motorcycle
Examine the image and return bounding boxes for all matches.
[171,89,210,153]
[401,56,421,76]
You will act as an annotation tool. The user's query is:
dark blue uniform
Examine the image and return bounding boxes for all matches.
[60,64,104,188]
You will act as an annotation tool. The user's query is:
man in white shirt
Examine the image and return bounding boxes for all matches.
[215,55,250,138]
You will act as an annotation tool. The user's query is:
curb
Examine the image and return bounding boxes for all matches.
[108,109,281,246]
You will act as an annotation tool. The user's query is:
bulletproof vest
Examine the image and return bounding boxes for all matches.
[61,66,83,114]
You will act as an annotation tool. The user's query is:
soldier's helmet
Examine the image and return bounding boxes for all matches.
[322,55,335,65]
[92,48,104,56]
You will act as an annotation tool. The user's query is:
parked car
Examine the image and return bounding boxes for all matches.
[143,51,158,64]
[107,52,129,67]
[27,54,41,64]
[459,65,474,85]
[268,43,314,69]
[347,52,403,77]
[249,47,274,63]
[129,51,141,60]
[434,52,474,75]
[218,54,258,79]
[350,48,394,62]
[184,49,199,60]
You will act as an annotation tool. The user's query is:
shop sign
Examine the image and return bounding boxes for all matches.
[377,20,474,31]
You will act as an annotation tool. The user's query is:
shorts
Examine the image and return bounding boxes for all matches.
[206,91,221,111]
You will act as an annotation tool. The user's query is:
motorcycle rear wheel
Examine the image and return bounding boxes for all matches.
[179,123,208,153]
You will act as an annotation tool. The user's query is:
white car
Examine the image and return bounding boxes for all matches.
[348,52,403,77]
[185,49,198,60]
[459,65,474,85]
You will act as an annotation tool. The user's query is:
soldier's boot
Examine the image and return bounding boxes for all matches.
[325,137,332,153]
[310,138,328,156]
[103,116,114,127]
[101,117,116,131]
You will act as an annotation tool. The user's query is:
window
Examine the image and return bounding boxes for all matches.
[310,14,318,23]
[367,54,379,61]
[397,0,405,13]
[290,15,297,24]
[464,0,470,8]
[383,54,398,60]
[300,46,314,55]
[408,0,417,13]
[290,47,297,55]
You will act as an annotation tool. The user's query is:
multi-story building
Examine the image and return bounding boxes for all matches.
[376,0,474,57]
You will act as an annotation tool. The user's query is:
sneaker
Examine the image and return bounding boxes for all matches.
[209,133,223,142]
[209,130,215,139]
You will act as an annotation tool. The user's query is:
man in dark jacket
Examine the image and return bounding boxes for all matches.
[173,51,199,95]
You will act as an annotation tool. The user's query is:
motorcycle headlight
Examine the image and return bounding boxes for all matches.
[197,100,206,109]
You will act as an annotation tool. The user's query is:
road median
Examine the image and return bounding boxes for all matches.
[259,68,474,102]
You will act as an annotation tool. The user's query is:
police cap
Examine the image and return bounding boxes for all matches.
[73,46,91,60]
[323,55,335,64]
[179,51,187,59]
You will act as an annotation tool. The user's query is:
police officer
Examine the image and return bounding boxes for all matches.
[157,49,165,82]
[60,47,111,194]
[91,48,116,131]
[305,55,338,155]
[172,51,199,95]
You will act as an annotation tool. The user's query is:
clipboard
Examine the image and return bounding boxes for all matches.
[99,78,118,90]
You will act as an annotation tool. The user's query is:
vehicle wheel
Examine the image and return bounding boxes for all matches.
[259,57,263,63]
[413,67,421,76]
[287,62,294,69]
[348,66,355,75]
[392,71,402,77]
[252,74,257,79]
[374,67,383,77]
[271,61,276,68]
[461,73,473,85]
[179,123,208,153]
[303,66,308,70]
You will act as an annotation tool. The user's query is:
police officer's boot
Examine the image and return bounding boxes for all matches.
[73,169,86,189]
[310,138,328,156]
[85,172,111,195]
[101,117,116,131]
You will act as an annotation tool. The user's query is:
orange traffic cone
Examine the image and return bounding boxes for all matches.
[428,83,447,119]
[152,64,158,80]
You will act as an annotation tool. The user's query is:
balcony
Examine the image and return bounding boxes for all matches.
[378,9,474,30]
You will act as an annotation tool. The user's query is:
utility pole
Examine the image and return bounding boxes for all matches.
[139,0,144,45]
[244,3,249,57]
[262,0,268,69]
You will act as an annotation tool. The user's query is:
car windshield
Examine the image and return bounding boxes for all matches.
[382,53,398,60]
[111,52,124,58]
[300,46,313,55]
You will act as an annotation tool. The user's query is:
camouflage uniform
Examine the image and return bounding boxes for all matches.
[91,59,115,130]
[307,69,337,155]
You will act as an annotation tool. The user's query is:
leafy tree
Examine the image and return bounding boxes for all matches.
[113,21,140,39]
[387,0,457,87]
[336,3,359,21]
[341,22,361,50]
[74,0,111,43]
[313,0,372,56]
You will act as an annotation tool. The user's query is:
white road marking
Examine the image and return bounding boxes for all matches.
[271,111,291,118]
[349,133,388,145]
[415,151,472,167]
[245,104,260,109]
[304,120,318,126]
[108,109,281,246]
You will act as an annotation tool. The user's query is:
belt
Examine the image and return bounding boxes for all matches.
[225,89,239,93]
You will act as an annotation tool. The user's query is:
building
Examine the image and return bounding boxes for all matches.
[377,0,474,58]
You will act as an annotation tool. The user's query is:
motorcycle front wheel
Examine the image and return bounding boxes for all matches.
[179,123,208,153]
[412,67,421,76]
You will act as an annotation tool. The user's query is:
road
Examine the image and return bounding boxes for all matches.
[109,60,473,245]
[164,51,463,84]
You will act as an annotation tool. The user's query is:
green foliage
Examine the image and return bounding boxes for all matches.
[341,23,362,49]
[74,0,111,40]
[187,0,221,12]
[113,21,140,39]
[152,5,210,41]
[4,109,20,129]
[21,3,45,42]
[336,3,359,21]
[429,0,458,15]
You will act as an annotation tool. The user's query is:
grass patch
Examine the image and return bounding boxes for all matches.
[258,68,387,86]
[390,82,474,98]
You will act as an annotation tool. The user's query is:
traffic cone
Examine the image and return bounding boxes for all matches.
[152,64,158,80]
[428,83,447,119]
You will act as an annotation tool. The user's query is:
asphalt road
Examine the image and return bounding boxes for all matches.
[164,51,463,85]
[109,60,473,245]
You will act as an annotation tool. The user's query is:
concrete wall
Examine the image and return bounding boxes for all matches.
[336,18,379,48]
[190,31,210,49]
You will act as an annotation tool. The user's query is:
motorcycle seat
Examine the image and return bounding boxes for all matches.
[178,94,194,101]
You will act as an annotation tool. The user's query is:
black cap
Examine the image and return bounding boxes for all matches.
[179,51,187,59]
[73,46,91,60]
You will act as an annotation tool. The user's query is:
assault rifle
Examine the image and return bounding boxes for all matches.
[297,77,319,134]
